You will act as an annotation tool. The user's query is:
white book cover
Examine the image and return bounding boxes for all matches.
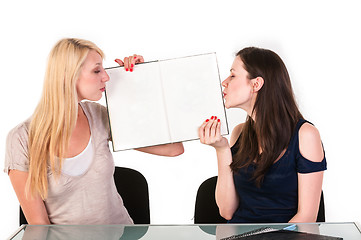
[105,53,228,151]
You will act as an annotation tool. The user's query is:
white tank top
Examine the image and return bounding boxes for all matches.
[62,137,93,176]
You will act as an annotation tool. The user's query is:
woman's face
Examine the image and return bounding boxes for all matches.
[77,50,109,102]
[222,56,255,113]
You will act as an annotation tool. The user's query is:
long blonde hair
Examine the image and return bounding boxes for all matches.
[27,38,104,199]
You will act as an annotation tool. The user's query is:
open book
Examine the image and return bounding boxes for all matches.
[105,53,228,151]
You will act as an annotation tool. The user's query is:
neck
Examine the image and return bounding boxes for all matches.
[249,111,256,122]
[77,103,84,119]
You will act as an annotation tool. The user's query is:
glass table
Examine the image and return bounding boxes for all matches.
[8,222,361,240]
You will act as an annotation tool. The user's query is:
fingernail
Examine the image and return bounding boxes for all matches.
[114,59,118,63]
[206,119,209,122]
[130,69,133,72]
[211,116,214,120]
[134,56,137,59]
[131,64,134,67]
[215,116,217,120]
[218,119,220,122]
[126,68,129,71]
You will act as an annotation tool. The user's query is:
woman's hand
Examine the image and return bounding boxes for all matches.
[198,116,229,150]
[114,54,144,72]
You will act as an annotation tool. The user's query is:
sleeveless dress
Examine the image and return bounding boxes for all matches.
[229,119,327,223]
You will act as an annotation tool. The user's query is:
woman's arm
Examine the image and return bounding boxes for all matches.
[9,170,50,225]
[135,143,184,157]
[198,117,240,220]
[290,171,324,222]
[289,123,324,223]
[214,146,239,220]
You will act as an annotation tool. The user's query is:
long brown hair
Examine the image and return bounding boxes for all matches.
[230,47,303,187]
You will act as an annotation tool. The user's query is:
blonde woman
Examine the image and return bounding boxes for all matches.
[4,38,184,225]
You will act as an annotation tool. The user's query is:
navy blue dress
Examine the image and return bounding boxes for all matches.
[229,119,327,223]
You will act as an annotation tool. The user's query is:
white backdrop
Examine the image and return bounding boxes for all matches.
[1,0,360,238]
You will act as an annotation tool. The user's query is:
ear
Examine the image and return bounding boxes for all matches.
[251,77,264,92]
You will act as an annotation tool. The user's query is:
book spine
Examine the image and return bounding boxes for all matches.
[157,61,173,143]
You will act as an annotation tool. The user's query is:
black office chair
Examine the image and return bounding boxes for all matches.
[113,166,150,224]
[20,166,150,225]
[317,191,325,222]
[194,176,227,224]
[20,206,27,225]
[194,176,325,224]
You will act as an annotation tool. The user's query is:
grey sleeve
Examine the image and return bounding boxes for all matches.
[4,122,30,174]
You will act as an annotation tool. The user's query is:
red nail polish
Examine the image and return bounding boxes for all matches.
[130,69,133,72]
[131,64,134,67]
[126,68,129,71]
[134,56,137,59]
[206,119,209,122]
[218,119,220,122]
[211,116,214,120]
[215,116,217,120]
[114,59,118,63]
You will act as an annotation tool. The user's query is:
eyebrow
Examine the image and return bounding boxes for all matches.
[91,63,102,68]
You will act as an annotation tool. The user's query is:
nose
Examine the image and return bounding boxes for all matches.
[222,77,229,88]
[102,71,110,82]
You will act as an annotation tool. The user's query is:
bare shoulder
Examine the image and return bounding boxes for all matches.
[299,123,321,143]
[230,123,244,147]
[299,122,324,162]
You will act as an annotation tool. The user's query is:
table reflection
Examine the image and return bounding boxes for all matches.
[9,222,360,240]
[21,225,148,240]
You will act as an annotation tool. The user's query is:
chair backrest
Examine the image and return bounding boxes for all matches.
[194,176,325,224]
[194,176,227,224]
[19,166,150,225]
[113,166,150,224]
[317,191,325,222]
[19,206,27,225]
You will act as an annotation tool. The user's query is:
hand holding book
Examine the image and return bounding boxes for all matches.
[199,116,230,150]
[114,54,144,72]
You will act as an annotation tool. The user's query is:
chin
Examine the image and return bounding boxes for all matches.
[224,102,231,109]
[87,95,102,102]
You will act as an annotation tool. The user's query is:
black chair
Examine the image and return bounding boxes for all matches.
[20,206,27,225]
[194,176,227,224]
[20,166,150,225]
[317,191,325,222]
[194,176,325,224]
[113,166,150,224]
